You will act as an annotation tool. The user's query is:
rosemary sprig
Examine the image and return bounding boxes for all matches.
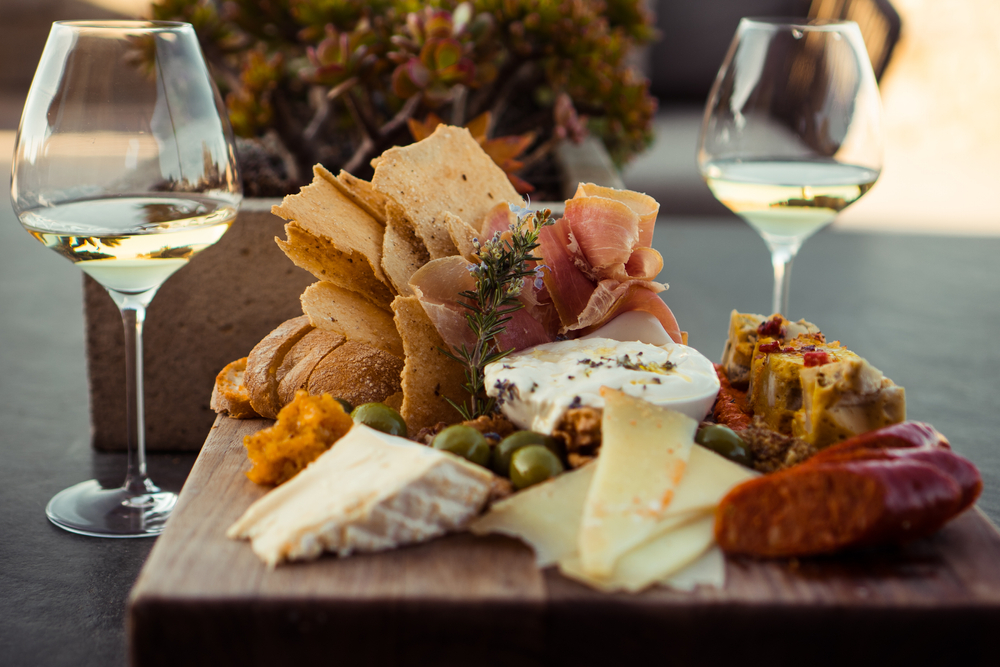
[443,207,555,420]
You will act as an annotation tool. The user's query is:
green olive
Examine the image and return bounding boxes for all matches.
[492,431,562,476]
[351,402,407,437]
[510,445,565,490]
[432,425,490,467]
[695,424,751,466]
[334,398,354,414]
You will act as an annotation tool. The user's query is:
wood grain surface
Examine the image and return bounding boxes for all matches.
[128,417,1000,667]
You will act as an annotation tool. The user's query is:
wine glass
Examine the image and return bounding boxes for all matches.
[698,18,883,316]
[11,21,241,537]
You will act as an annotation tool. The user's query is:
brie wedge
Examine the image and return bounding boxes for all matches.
[227,424,495,566]
[483,337,719,434]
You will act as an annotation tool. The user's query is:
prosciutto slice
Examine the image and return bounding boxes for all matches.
[409,256,478,351]
[564,197,639,278]
[574,183,660,248]
[409,255,553,354]
[410,184,682,355]
[537,186,680,341]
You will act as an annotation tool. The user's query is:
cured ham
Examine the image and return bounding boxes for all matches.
[564,197,639,278]
[410,183,682,354]
[409,255,553,353]
[574,183,660,248]
[408,256,478,351]
[539,186,681,343]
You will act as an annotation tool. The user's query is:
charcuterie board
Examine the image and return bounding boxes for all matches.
[127,416,1000,667]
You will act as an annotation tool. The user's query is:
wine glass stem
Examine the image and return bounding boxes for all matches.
[768,240,801,316]
[119,300,157,496]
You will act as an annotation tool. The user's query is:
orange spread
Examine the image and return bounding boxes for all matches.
[243,390,354,485]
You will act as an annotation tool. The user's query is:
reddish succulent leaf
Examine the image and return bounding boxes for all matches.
[464,112,491,141]
[480,132,535,164]
[407,112,445,142]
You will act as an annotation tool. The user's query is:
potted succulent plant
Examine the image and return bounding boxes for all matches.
[87,0,661,452]
[151,0,658,198]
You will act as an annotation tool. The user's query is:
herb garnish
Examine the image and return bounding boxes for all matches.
[442,207,555,420]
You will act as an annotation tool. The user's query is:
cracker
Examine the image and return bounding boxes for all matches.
[315,164,389,226]
[381,202,430,296]
[443,211,479,262]
[372,125,524,251]
[391,295,467,431]
[275,222,394,308]
[272,169,391,290]
[301,281,404,358]
[276,329,347,407]
[306,340,404,407]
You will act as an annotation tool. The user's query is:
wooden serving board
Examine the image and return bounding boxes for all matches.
[128,417,1000,667]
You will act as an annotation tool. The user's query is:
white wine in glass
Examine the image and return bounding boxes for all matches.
[698,18,883,316]
[11,21,242,537]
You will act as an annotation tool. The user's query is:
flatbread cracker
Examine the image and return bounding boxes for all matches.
[372,125,524,253]
[301,281,404,358]
[275,222,394,308]
[443,211,479,262]
[315,164,389,226]
[381,202,430,296]
[391,295,467,431]
[272,170,392,295]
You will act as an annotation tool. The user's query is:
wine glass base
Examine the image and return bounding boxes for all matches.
[45,479,177,538]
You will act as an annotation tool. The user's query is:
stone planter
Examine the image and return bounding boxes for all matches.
[86,137,623,451]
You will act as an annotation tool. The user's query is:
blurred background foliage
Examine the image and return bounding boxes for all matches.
[152,0,660,196]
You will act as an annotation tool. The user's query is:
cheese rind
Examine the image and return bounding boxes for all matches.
[578,389,697,577]
[228,425,494,566]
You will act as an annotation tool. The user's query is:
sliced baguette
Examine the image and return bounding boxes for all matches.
[300,281,404,358]
[210,357,258,419]
[276,329,347,407]
[245,315,315,419]
[306,340,404,407]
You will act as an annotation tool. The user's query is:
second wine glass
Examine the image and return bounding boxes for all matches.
[698,18,883,316]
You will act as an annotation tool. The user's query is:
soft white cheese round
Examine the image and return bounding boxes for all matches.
[484,337,720,433]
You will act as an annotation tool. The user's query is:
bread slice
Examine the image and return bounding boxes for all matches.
[276,329,347,407]
[210,357,258,419]
[300,281,404,358]
[245,315,315,419]
[306,340,404,407]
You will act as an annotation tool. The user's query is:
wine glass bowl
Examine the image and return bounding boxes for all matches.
[698,18,883,316]
[11,21,241,537]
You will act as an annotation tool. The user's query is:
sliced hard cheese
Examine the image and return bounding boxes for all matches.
[469,463,596,567]
[661,546,726,592]
[228,424,494,567]
[579,388,697,577]
[560,513,716,593]
[668,444,758,518]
